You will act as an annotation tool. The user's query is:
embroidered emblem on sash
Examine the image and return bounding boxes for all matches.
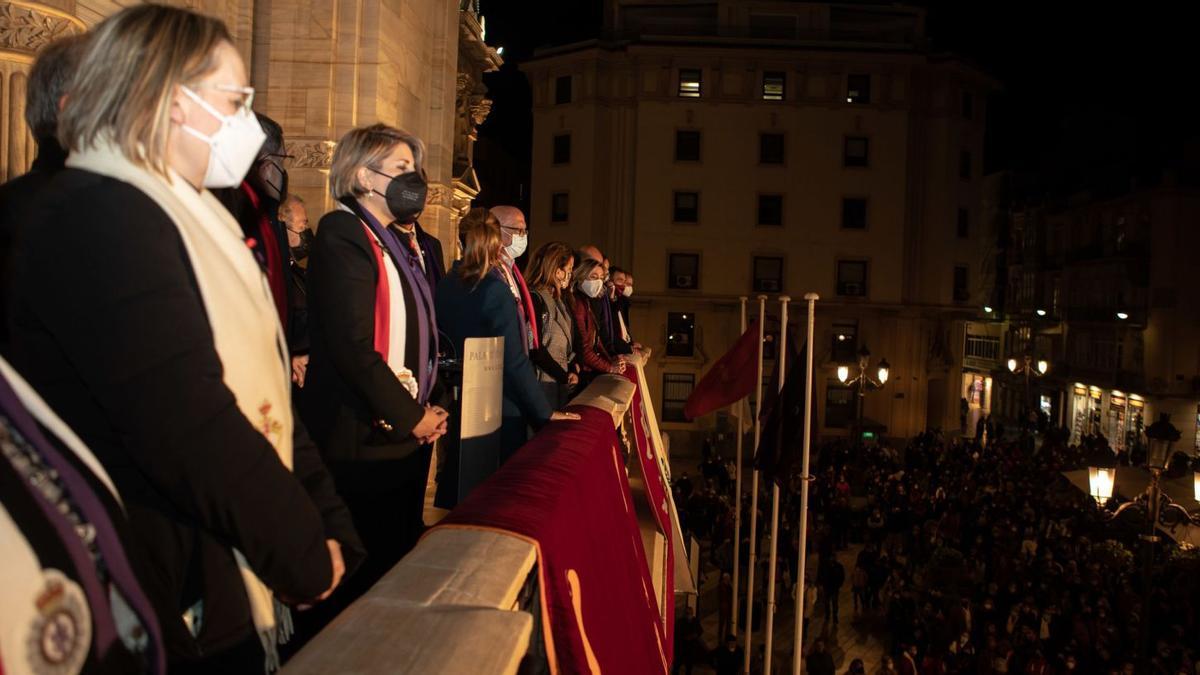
[27,569,91,674]
[257,401,284,447]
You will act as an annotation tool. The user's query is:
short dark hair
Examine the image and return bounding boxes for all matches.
[609,266,627,277]
[256,113,284,158]
[26,35,88,141]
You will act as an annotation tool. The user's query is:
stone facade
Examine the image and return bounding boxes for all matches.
[0,0,499,266]
[524,0,1000,441]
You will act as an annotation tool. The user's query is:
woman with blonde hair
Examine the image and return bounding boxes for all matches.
[302,123,448,604]
[8,5,359,671]
[433,209,578,505]
[524,240,578,407]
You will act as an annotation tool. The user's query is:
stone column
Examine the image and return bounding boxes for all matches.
[0,0,86,182]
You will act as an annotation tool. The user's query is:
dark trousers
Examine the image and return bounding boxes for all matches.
[823,587,840,622]
[284,449,432,659]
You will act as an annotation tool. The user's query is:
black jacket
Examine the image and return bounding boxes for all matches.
[0,142,67,352]
[7,169,360,662]
[301,208,442,470]
[413,220,445,293]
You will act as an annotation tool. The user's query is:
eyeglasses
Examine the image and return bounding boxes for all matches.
[190,83,256,113]
[500,225,526,235]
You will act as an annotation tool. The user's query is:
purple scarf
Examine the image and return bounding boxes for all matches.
[355,204,439,402]
[0,371,165,673]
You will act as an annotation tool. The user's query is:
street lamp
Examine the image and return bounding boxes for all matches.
[1088,466,1115,505]
[1008,352,1048,443]
[838,344,888,445]
[1088,414,1197,670]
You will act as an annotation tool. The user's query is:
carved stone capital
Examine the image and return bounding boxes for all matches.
[0,1,86,56]
[468,98,493,126]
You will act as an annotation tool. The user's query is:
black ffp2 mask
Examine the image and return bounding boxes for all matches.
[369,168,427,225]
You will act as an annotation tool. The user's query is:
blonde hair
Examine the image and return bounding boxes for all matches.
[329,123,427,200]
[455,208,503,287]
[58,4,231,176]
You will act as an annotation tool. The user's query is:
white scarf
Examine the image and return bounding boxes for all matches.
[68,140,295,671]
[334,203,417,398]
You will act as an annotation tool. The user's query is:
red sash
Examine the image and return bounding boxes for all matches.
[239,182,288,326]
[362,223,391,361]
[513,265,540,350]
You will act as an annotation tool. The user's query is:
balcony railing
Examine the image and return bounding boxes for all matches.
[284,352,688,674]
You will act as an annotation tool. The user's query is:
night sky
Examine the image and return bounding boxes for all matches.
[475,1,1196,210]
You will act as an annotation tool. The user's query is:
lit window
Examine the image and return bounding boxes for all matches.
[762,71,785,101]
[678,68,702,98]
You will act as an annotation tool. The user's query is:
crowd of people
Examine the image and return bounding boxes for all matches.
[673,426,1200,675]
[0,6,644,673]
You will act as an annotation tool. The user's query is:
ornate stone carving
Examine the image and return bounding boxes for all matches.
[456,72,473,98]
[0,2,85,55]
[284,140,335,169]
[468,98,492,126]
[426,183,448,207]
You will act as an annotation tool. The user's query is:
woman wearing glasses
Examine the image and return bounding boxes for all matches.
[7,6,360,671]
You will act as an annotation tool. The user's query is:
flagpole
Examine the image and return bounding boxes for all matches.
[792,293,819,675]
[731,295,747,637]
[763,295,789,675]
[743,295,766,675]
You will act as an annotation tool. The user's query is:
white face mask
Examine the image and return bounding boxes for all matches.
[179,85,266,188]
[622,284,633,298]
[505,232,528,259]
[580,278,604,298]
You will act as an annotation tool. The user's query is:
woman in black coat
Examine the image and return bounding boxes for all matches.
[300,124,449,595]
[7,6,358,671]
[433,210,578,504]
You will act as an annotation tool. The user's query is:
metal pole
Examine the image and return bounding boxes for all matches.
[792,293,818,674]
[1140,470,1163,670]
[763,296,790,675]
[731,296,747,636]
[743,295,767,674]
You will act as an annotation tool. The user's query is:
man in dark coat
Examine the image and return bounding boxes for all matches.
[0,35,86,353]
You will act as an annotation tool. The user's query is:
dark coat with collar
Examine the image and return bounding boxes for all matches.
[435,264,553,460]
[6,168,361,664]
[0,142,67,353]
[300,208,443,470]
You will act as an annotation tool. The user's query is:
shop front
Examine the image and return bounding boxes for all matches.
[1068,383,1147,451]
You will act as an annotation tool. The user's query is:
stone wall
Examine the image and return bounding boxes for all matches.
[0,0,499,267]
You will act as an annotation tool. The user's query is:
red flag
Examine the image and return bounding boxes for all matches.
[683,319,760,420]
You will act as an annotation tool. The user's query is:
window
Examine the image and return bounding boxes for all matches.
[831,320,858,363]
[666,313,696,358]
[836,260,868,297]
[842,198,868,230]
[762,71,785,101]
[678,68,702,98]
[552,133,571,165]
[752,256,784,293]
[844,137,869,167]
[825,384,854,428]
[555,75,573,105]
[675,130,701,162]
[668,253,699,290]
[673,191,699,223]
[957,208,969,238]
[846,74,871,104]
[759,133,785,165]
[961,91,974,119]
[954,266,969,302]
[959,150,972,180]
[550,192,569,223]
[757,194,783,226]
[662,373,695,422]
